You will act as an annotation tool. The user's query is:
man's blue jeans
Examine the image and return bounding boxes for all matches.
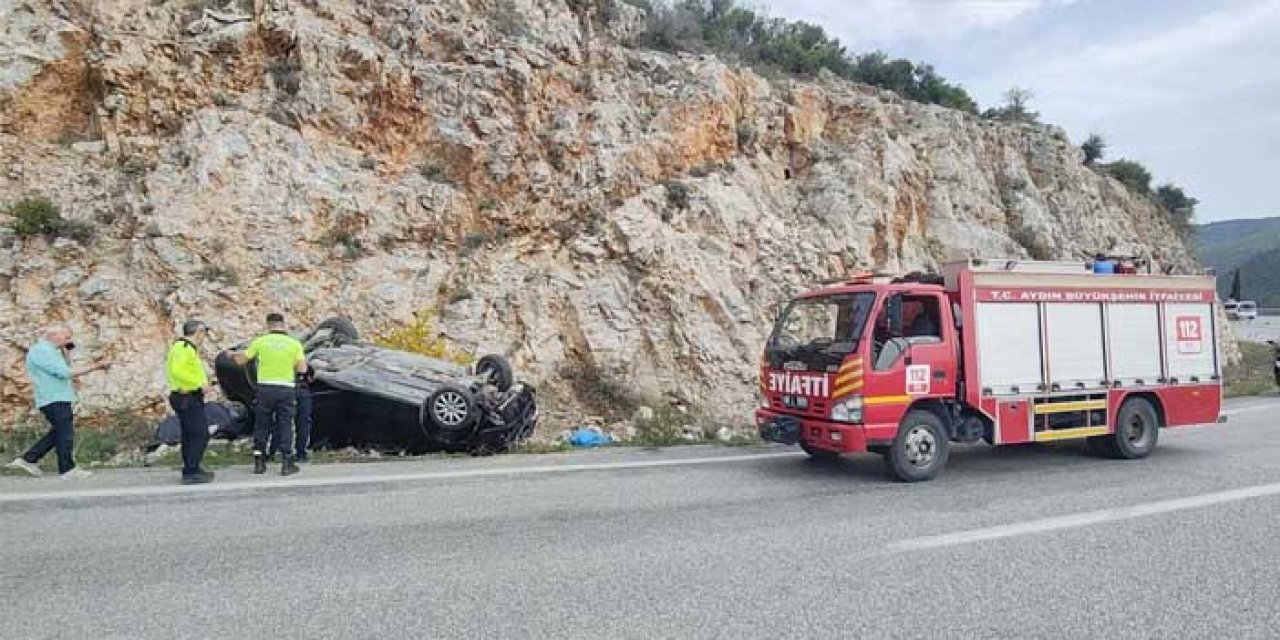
[24,401,76,474]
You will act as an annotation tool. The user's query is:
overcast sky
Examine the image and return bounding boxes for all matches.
[768,0,1280,223]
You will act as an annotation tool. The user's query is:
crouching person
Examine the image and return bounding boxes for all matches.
[234,313,306,476]
[167,320,214,485]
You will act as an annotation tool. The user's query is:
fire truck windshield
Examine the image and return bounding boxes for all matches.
[767,293,876,365]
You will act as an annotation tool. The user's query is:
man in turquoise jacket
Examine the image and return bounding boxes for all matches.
[6,326,94,479]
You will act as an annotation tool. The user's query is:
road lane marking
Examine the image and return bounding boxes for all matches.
[888,481,1280,553]
[1222,404,1279,417]
[0,451,802,505]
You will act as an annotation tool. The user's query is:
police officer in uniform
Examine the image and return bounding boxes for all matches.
[234,313,307,476]
[167,320,215,484]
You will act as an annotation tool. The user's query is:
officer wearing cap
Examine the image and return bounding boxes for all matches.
[234,313,307,476]
[167,319,215,484]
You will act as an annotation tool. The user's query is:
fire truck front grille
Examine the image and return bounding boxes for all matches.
[770,396,829,418]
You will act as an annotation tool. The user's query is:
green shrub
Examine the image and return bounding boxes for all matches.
[10,197,61,237]
[267,58,302,96]
[663,180,690,209]
[1100,160,1153,194]
[626,1,977,113]
[981,87,1039,124]
[8,197,94,243]
[1155,183,1197,225]
[196,265,239,285]
[1081,133,1106,165]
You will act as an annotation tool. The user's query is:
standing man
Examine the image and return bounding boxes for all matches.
[234,313,306,476]
[167,320,215,485]
[5,326,94,479]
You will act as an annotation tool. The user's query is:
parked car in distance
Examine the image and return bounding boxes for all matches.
[1236,300,1258,320]
[1224,300,1239,319]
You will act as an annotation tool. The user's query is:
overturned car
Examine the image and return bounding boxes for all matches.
[213,319,538,454]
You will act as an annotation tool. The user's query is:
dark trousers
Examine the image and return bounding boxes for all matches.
[24,402,76,474]
[254,385,296,456]
[295,385,313,457]
[169,391,209,475]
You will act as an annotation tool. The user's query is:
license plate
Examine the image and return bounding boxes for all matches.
[783,395,809,409]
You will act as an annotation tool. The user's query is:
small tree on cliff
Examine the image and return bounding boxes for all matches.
[1155,182,1198,233]
[983,86,1040,124]
[1229,269,1243,302]
[1081,133,1106,165]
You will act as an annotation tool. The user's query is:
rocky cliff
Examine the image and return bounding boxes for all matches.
[0,0,1200,427]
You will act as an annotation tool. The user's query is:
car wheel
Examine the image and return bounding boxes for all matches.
[423,385,478,433]
[315,316,359,346]
[475,355,514,392]
[799,440,840,461]
[213,350,257,405]
[886,410,950,482]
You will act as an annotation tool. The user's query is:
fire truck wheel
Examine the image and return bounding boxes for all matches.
[799,440,840,461]
[1108,398,1161,459]
[887,410,950,482]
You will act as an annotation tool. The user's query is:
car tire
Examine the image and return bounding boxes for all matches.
[799,440,840,461]
[315,316,359,346]
[213,349,257,404]
[423,385,478,434]
[1093,398,1160,460]
[886,410,950,482]
[475,354,514,392]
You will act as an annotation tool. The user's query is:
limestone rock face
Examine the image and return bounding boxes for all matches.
[0,0,1205,425]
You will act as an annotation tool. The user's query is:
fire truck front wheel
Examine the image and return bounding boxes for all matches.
[1088,398,1160,460]
[887,410,951,482]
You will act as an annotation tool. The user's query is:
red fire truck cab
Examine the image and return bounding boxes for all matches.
[757,259,1223,482]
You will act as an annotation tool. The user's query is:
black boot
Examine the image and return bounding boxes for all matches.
[253,453,267,475]
[281,454,300,476]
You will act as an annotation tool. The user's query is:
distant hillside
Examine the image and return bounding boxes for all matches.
[1195,217,1280,306]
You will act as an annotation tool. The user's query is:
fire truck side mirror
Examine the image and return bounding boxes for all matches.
[886,294,904,337]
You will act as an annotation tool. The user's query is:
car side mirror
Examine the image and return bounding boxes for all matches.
[886,294,904,338]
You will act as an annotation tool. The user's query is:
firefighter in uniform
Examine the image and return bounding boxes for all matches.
[234,313,307,476]
[166,320,215,484]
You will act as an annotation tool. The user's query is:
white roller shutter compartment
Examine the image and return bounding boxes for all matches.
[976,303,1043,394]
[1045,303,1105,388]
[1107,303,1162,384]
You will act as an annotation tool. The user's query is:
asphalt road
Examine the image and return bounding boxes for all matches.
[3,398,1280,639]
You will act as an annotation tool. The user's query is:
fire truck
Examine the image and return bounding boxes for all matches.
[757,259,1223,482]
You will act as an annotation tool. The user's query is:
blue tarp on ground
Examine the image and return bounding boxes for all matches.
[566,428,611,447]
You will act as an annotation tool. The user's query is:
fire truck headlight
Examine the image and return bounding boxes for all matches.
[831,396,864,423]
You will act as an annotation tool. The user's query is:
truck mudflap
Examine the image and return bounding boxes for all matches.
[760,416,802,445]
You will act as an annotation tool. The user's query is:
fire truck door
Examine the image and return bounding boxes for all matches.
[869,293,957,402]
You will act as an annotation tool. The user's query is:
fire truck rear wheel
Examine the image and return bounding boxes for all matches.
[887,410,950,482]
[1093,398,1160,460]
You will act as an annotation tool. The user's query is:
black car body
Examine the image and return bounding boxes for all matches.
[213,319,537,454]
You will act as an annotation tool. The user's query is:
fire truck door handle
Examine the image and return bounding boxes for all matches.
[933,371,947,380]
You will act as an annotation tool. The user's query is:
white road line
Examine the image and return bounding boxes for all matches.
[888,481,1280,553]
[1222,404,1280,417]
[0,451,801,504]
